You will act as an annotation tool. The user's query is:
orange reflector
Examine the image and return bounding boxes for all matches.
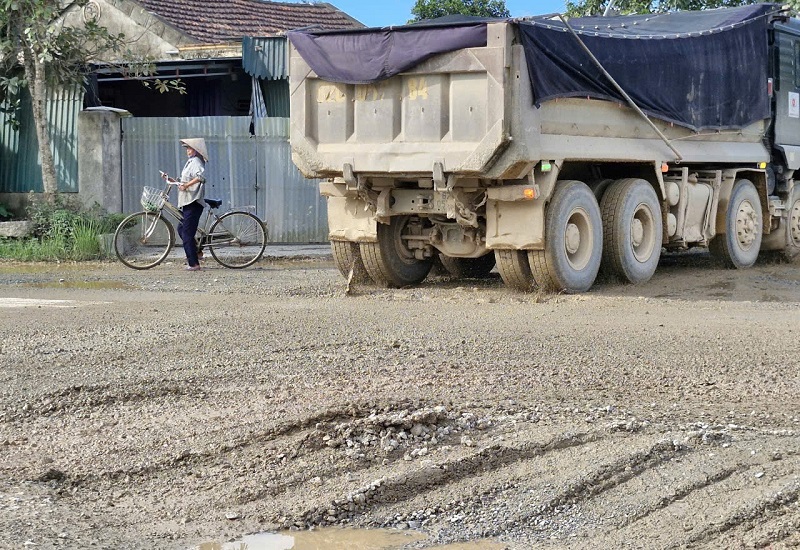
[661,163,669,173]
[523,187,536,200]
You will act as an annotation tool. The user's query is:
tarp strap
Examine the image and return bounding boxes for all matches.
[557,14,683,162]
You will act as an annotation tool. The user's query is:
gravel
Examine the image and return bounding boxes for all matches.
[1,253,800,549]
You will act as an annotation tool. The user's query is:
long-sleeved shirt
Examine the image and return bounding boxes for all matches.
[177,156,206,208]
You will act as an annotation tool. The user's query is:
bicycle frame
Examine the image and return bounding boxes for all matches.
[150,182,256,246]
[115,179,268,270]
[150,182,184,224]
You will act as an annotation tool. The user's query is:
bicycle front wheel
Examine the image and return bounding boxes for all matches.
[208,211,267,268]
[114,211,175,269]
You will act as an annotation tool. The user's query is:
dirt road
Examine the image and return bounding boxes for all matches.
[1,252,799,549]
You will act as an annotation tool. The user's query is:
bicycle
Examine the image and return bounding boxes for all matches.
[113,175,268,270]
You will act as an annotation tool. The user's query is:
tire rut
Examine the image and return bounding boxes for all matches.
[475,437,686,541]
[685,477,800,548]
[295,429,602,529]
[572,440,800,549]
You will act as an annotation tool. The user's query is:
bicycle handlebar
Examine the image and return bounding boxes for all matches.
[159,171,180,184]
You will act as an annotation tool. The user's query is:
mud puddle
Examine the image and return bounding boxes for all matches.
[24,280,134,290]
[195,528,506,550]
[0,297,112,308]
[0,297,79,308]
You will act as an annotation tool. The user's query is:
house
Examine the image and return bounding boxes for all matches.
[0,0,363,242]
[77,0,363,117]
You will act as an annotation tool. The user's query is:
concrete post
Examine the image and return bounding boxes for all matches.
[78,107,131,213]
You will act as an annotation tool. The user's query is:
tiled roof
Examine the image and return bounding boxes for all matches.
[134,0,363,43]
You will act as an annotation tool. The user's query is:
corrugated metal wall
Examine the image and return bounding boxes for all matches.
[262,80,290,118]
[121,116,327,243]
[242,37,288,80]
[0,87,82,193]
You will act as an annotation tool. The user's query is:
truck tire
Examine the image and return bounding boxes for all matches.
[783,186,800,261]
[495,250,535,291]
[709,179,762,269]
[438,253,496,279]
[600,178,662,284]
[359,215,432,287]
[590,178,615,202]
[331,240,372,284]
[528,180,602,293]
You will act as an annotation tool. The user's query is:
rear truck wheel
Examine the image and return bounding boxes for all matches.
[590,178,615,202]
[600,178,662,284]
[494,250,535,291]
[783,186,800,260]
[438,253,496,279]
[709,179,762,269]
[331,240,372,283]
[528,180,603,293]
[359,215,433,287]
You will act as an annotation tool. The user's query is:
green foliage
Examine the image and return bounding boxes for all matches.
[0,0,128,87]
[0,0,185,191]
[0,193,120,261]
[95,211,126,234]
[0,237,44,261]
[0,0,131,191]
[0,203,12,220]
[565,0,766,16]
[0,72,24,127]
[70,218,101,260]
[0,234,69,261]
[0,1,185,118]
[410,0,511,22]
[26,192,75,239]
[141,78,187,95]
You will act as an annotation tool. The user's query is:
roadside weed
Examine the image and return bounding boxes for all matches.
[0,194,118,261]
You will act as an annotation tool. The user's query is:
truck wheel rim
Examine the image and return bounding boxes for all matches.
[631,203,655,263]
[564,207,592,270]
[790,200,800,246]
[392,217,417,263]
[735,199,758,250]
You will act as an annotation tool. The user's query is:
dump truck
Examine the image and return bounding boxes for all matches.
[287,4,800,292]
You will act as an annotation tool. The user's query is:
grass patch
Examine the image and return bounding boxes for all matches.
[0,193,124,262]
[71,219,102,260]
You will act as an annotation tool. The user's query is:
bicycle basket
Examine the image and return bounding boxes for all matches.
[141,187,165,212]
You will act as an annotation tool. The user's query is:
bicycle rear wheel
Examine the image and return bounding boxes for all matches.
[114,211,175,269]
[208,211,267,268]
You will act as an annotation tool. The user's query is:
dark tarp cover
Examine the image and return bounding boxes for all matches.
[519,4,779,131]
[287,17,490,85]
[288,6,779,131]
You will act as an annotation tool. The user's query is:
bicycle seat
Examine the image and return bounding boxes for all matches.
[205,198,222,209]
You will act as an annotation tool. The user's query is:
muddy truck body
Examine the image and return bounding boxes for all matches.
[287,4,800,292]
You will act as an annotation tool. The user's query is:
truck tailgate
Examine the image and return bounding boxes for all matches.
[289,24,511,178]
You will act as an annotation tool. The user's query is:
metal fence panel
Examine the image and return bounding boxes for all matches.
[0,87,81,193]
[121,116,327,243]
[254,118,327,242]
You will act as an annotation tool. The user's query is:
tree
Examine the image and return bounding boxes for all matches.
[0,0,132,198]
[565,0,772,16]
[410,0,511,22]
[0,0,179,200]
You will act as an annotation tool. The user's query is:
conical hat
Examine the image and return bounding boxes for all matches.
[180,138,209,163]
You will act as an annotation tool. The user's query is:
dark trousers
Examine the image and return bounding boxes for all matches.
[178,201,204,267]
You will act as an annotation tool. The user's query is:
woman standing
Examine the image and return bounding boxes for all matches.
[163,138,208,271]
